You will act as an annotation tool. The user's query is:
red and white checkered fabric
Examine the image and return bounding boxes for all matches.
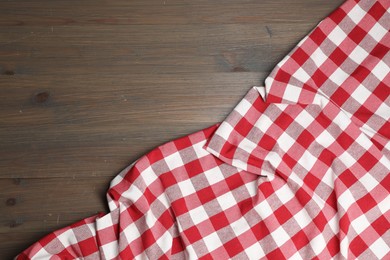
[17,0,389,259]
[205,86,390,259]
[265,0,390,155]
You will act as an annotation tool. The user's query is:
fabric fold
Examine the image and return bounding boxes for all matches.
[204,84,390,259]
[265,0,390,154]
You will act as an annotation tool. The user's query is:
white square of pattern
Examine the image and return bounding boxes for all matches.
[245,242,265,258]
[189,206,209,225]
[232,158,249,172]
[299,151,317,172]
[278,132,296,152]
[349,45,369,64]
[293,209,311,229]
[272,226,290,247]
[145,210,157,228]
[361,124,377,138]
[275,185,295,204]
[372,60,389,81]
[293,67,311,83]
[178,179,196,197]
[351,85,371,104]
[338,189,355,211]
[348,4,366,24]
[231,217,251,237]
[33,248,52,259]
[203,232,223,252]
[265,77,275,91]
[283,84,302,103]
[254,200,274,219]
[264,151,282,169]
[328,26,348,46]
[378,196,390,214]
[295,109,315,128]
[165,151,184,171]
[97,213,115,230]
[354,133,372,150]
[339,151,357,168]
[255,113,274,134]
[121,184,143,205]
[332,110,350,131]
[57,229,77,248]
[217,192,236,211]
[289,172,304,187]
[193,140,210,159]
[101,241,119,260]
[235,98,253,117]
[369,22,388,42]
[204,166,225,186]
[351,214,371,234]
[156,230,173,253]
[329,67,349,85]
[123,222,141,243]
[369,238,389,259]
[376,102,390,121]
[310,234,326,255]
[322,167,335,188]
[290,251,304,260]
[317,130,336,148]
[86,223,97,236]
[217,122,234,141]
[359,173,379,192]
[311,48,328,67]
[244,180,258,197]
[328,215,339,234]
[142,166,158,186]
[385,142,390,155]
[239,137,258,155]
[185,245,198,260]
[157,193,170,208]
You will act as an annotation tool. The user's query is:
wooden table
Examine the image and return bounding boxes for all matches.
[0,0,344,258]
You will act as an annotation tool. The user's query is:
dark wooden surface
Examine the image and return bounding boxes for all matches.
[0,0,344,258]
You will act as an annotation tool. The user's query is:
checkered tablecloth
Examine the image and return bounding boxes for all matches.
[17,0,389,259]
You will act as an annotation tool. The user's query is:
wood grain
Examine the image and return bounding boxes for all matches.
[0,0,344,258]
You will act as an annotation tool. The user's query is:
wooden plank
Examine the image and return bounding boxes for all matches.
[0,1,343,26]
[0,232,49,260]
[0,22,318,80]
[0,177,111,258]
[0,177,111,233]
[0,73,261,178]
